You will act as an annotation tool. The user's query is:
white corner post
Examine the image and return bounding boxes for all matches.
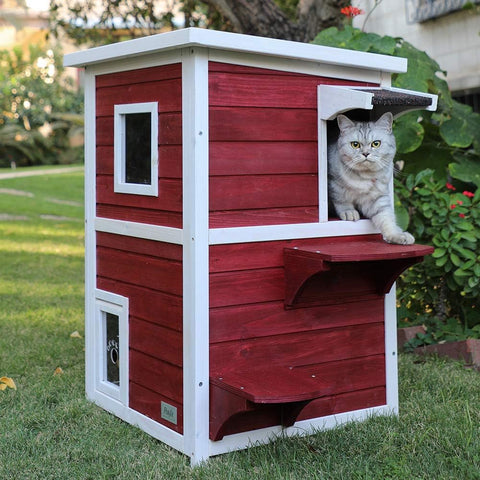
[385,285,399,415]
[84,67,97,402]
[181,47,211,466]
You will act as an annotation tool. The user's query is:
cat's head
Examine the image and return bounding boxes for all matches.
[336,112,396,173]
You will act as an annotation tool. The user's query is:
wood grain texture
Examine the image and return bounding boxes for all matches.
[95,64,183,230]
[130,350,183,404]
[210,107,317,142]
[210,174,317,211]
[130,381,183,434]
[209,236,377,310]
[207,63,377,228]
[209,298,383,343]
[285,237,435,262]
[210,141,317,176]
[96,145,182,178]
[97,231,182,260]
[296,385,386,422]
[96,63,182,89]
[96,204,182,228]
[210,267,285,308]
[210,322,384,375]
[97,246,182,296]
[97,175,182,212]
[208,234,389,437]
[284,236,433,307]
[96,78,181,116]
[209,207,319,228]
[96,113,182,147]
[97,277,182,332]
[130,317,182,367]
[211,354,385,404]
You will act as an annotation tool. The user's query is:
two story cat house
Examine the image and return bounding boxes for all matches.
[64,28,437,465]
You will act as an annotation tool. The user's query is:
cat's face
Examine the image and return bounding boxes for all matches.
[336,112,396,173]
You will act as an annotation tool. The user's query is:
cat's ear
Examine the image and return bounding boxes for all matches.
[376,112,394,133]
[337,115,355,132]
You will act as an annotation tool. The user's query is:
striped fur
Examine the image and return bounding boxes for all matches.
[328,112,414,245]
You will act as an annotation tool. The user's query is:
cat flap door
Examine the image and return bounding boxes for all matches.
[318,85,438,120]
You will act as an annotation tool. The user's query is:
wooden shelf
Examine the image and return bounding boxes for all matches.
[212,367,329,404]
[284,235,434,307]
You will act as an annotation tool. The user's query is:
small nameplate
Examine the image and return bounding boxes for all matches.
[161,401,177,425]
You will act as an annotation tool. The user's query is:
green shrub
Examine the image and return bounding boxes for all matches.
[395,171,480,342]
[313,26,480,344]
[0,44,83,167]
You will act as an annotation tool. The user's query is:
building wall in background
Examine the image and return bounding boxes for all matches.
[355,0,480,99]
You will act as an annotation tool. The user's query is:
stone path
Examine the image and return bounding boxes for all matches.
[0,166,84,180]
[0,166,84,222]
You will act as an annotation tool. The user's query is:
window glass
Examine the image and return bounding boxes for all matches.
[125,112,152,185]
[105,312,120,386]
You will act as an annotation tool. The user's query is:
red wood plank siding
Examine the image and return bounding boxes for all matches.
[209,235,387,435]
[96,232,183,431]
[130,382,183,434]
[296,386,386,423]
[95,64,182,228]
[210,322,384,373]
[210,299,383,344]
[208,62,377,228]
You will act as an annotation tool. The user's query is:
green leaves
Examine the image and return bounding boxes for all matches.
[396,171,480,332]
[313,25,400,55]
[394,113,425,154]
[449,155,480,188]
[439,101,480,148]
[314,26,480,186]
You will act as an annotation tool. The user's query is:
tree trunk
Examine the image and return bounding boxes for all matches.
[202,0,350,42]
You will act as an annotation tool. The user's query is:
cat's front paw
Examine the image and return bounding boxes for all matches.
[339,209,360,221]
[384,231,415,245]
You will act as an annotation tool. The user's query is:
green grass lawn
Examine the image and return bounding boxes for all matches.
[1,166,480,479]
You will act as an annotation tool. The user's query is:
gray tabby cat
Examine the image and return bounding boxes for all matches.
[328,112,415,245]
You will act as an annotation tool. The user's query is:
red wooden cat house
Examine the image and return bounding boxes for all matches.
[64,28,437,465]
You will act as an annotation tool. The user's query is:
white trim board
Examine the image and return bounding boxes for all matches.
[91,390,185,454]
[209,404,395,457]
[84,69,97,402]
[209,219,379,245]
[95,217,183,245]
[94,217,378,246]
[94,290,129,406]
[208,49,385,85]
[181,47,211,466]
[64,27,407,75]
[113,102,159,197]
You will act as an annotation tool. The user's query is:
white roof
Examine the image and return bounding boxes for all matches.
[64,27,407,73]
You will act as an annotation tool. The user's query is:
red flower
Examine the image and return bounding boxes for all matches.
[463,191,475,198]
[446,183,456,191]
[450,204,457,209]
[340,6,365,17]
[459,213,466,218]
[456,200,463,205]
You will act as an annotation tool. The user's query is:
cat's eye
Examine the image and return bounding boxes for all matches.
[371,140,381,148]
[350,141,361,149]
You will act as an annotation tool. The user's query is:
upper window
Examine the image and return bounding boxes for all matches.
[114,102,158,196]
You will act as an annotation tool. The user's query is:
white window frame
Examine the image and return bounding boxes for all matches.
[114,102,159,196]
[95,290,129,405]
